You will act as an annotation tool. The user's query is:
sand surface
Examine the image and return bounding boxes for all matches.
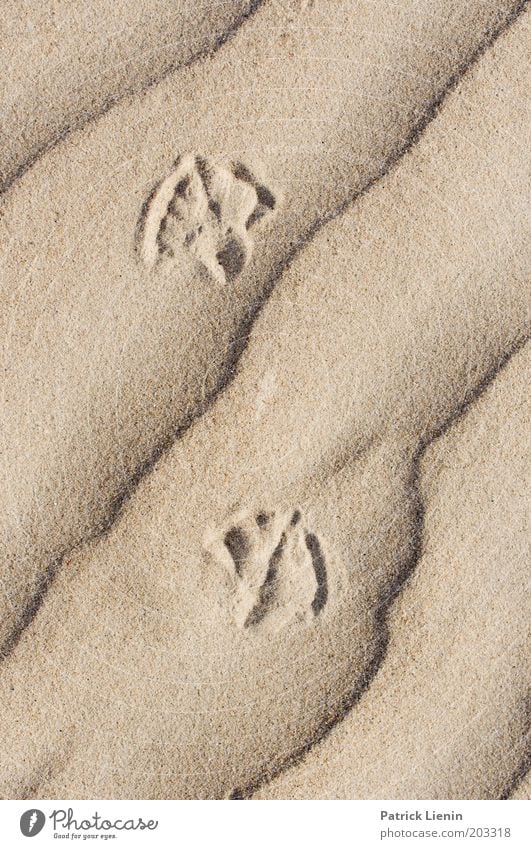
[510,771,531,800]
[0,0,525,661]
[0,1,260,190]
[257,344,530,799]
[0,1,529,800]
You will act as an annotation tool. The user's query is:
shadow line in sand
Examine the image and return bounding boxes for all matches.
[229,335,530,798]
[500,733,531,799]
[98,0,529,558]
[0,0,528,670]
[0,6,528,796]
[0,0,267,195]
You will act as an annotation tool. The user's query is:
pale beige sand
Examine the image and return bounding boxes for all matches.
[256,344,530,799]
[0,0,524,658]
[0,10,527,799]
[510,772,531,800]
[0,0,259,190]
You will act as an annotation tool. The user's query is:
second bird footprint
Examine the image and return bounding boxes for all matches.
[205,508,328,633]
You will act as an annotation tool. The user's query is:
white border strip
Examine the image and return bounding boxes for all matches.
[0,799,528,848]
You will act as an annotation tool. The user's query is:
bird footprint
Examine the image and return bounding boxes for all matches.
[204,507,327,633]
[137,153,278,283]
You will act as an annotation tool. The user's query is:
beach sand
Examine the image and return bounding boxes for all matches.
[0,0,525,660]
[0,1,261,190]
[510,771,531,800]
[257,344,530,799]
[0,4,528,799]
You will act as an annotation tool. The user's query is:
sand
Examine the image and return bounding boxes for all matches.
[0,0,525,661]
[0,1,261,190]
[510,772,531,800]
[0,4,528,800]
[256,344,530,799]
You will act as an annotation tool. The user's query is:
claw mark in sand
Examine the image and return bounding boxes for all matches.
[137,153,278,283]
[205,507,328,633]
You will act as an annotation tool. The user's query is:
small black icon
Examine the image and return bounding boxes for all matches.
[20,810,46,837]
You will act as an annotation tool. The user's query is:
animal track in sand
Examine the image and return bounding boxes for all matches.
[205,508,328,632]
[137,154,277,283]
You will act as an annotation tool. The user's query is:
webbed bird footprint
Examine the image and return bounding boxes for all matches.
[137,154,277,282]
[205,508,328,633]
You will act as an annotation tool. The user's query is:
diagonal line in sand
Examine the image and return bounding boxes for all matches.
[0,0,267,195]
[504,761,531,800]
[86,0,530,562]
[0,1,528,692]
[230,335,530,799]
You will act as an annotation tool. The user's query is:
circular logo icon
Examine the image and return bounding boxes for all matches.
[20,810,46,837]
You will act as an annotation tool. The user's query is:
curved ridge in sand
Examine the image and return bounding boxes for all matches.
[509,771,531,800]
[0,0,526,661]
[255,344,530,799]
[0,1,266,192]
[0,6,528,800]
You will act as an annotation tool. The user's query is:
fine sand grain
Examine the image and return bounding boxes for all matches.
[510,771,531,800]
[0,0,525,658]
[256,345,530,799]
[0,9,528,799]
[0,1,262,190]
